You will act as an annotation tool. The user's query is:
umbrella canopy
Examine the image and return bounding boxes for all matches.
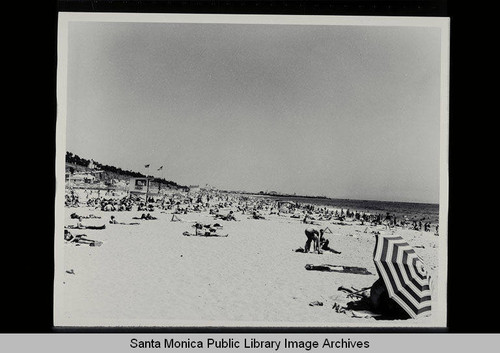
[373,233,432,319]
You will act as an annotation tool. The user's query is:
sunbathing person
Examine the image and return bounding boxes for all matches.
[305,263,372,275]
[70,213,101,219]
[64,230,102,246]
[251,211,265,220]
[109,216,139,225]
[304,227,324,254]
[65,217,106,230]
[214,210,237,221]
[185,222,224,236]
[184,228,228,237]
[132,213,157,220]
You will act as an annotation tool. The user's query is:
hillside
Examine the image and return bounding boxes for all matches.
[65,152,189,191]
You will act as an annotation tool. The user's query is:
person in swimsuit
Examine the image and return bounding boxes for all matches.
[64,230,99,245]
[304,227,324,254]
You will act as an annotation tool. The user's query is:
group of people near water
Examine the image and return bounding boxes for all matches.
[64,187,439,245]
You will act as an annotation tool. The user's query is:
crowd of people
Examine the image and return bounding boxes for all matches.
[65,187,439,234]
[63,186,438,320]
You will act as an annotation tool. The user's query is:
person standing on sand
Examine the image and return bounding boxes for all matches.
[304,227,324,254]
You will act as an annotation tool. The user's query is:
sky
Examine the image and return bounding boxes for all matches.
[64,19,444,203]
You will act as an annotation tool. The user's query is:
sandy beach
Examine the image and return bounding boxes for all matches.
[55,196,443,327]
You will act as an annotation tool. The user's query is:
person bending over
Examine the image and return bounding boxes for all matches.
[304,227,324,254]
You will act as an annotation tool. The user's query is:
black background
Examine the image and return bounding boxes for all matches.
[3,0,495,335]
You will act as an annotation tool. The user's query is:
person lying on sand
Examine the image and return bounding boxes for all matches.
[64,230,102,246]
[251,210,266,220]
[65,217,106,230]
[70,213,101,219]
[184,224,228,237]
[332,220,349,226]
[214,210,237,221]
[304,227,324,254]
[192,222,224,230]
[109,216,140,225]
[132,213,157,220]
[305,264,372,275]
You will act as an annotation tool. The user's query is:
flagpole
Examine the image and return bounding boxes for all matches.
[156,165,164,196]
[157,166,160,194]
[144,164,150,204]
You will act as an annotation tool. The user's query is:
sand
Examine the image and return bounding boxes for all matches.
[55,206,443,327]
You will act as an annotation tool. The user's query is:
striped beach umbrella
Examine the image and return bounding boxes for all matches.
[373,233,432,319]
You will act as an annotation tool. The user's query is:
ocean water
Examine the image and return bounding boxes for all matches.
[255,195,440,224]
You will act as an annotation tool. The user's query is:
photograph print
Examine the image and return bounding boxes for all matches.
[55,13,449,328]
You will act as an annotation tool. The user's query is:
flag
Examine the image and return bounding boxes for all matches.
[144,164,150,168]
[157,166,163,171]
